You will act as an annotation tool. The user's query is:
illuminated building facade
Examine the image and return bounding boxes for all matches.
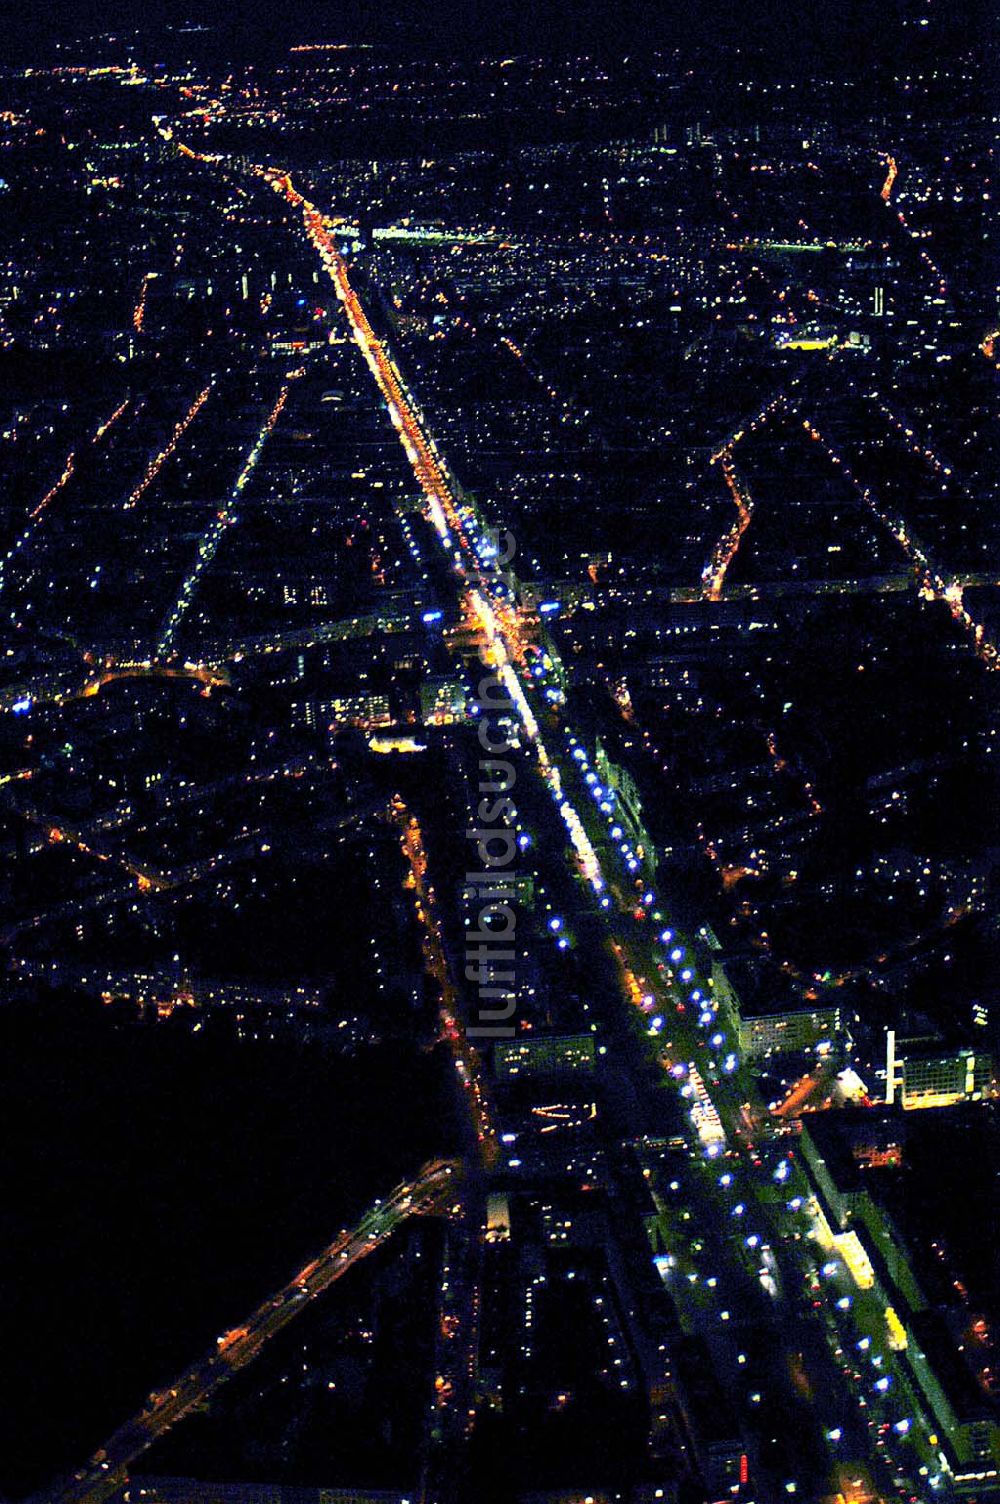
[885,1031,995,1109]
[736,1001,842,1059]
[493,1032,596,1080]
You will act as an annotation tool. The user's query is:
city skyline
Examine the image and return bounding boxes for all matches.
[2,6,999,1504]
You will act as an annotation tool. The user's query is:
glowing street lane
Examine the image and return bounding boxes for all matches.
[46,1161,460,1504]
[156,377,298,658]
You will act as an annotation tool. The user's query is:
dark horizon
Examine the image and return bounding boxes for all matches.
[1,0,991,66]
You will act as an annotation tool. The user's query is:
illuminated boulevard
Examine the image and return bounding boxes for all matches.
[25,77,992,1499]
[0,22,995,1504]
[231,150,951,1502]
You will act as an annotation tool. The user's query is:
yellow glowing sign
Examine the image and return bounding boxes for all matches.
[782,334,838,351]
